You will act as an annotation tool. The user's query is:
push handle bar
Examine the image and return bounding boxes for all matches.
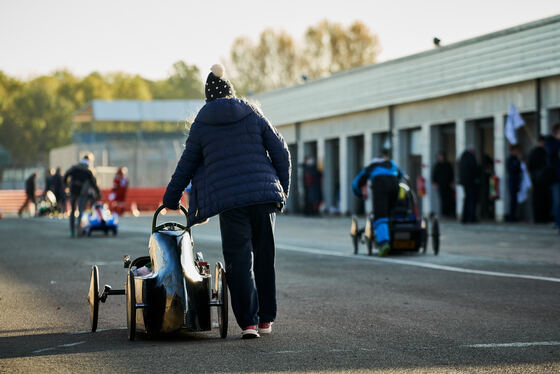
[152,205,188,233]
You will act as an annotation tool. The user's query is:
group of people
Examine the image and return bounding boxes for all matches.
[17,154,130,236]
[14,62,560,342]
[430,123,560,232]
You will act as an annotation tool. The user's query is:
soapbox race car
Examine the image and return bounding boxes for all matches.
[88,205,228,340]
[350,180,440,256]
[81,202,119,236]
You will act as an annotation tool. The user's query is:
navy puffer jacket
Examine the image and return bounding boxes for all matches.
[163,98,291,227]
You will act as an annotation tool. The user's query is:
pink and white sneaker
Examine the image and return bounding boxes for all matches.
[258,322,272,334]
[241,325,260,339]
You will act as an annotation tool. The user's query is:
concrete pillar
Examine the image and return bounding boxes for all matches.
[540,108,549,135]
[317,137,325,172]
[455,119,466,219]
[323,139,334,211]
[398,130,408,175]
[363,131,373,165]
[363,132,373,212]
[494,113,506,222]
[420,122,432,216]
[317,138,326,213]
[339,135,349,214]
[392,129,399,164]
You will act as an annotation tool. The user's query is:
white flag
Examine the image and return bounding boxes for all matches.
[505,104,524,145]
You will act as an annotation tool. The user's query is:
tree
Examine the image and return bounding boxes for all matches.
[0,60,211,166]
[79,72,113,102]
[108,73,152,100]
[150,61,204,99]
[0,75,74,165]
[227,20,381,95]
[229,29,300,95]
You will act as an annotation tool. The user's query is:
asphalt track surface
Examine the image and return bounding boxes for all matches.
[1,214,559,373]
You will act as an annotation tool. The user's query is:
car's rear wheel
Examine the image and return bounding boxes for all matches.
[126,270,136,341]
[215,262,228,339]
[88,265,99,332]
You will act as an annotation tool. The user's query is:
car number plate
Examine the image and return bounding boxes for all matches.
[392,240,415,249]
[394,232,411,240]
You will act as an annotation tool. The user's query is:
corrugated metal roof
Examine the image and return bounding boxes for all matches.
[255,15,560,126]
[74,99,204,122]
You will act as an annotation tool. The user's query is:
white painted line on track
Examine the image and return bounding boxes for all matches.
[194,234,560,284]
[68,327,127,335]
[464,341,560,348]
[264,342,560,355]
[32,340,86,354]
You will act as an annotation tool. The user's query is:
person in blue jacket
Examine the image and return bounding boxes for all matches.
[163,64,291,339]
[352,149,404,256]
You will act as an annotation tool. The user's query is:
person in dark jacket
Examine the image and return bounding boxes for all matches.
[545,123,560,233]
[18,172,37,217]
[458,148,480,223]
[506,145,522,222]
[528,136,551,223]
[351,149,404,256]
[64,154,100,237]
[52,167,66,213]
[303,156,322,215]
[163,64,291,339]
[431,152,454,218]
[44,168,55,196]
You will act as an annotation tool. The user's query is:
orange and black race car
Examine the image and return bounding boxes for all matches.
[350,180,440,256]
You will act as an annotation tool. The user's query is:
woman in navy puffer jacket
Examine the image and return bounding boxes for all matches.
[163,64,291,339]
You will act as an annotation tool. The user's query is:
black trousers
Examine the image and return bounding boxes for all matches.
[439,186,454,217]
[69,195,87,234]
[371,175,399,219]
[532,181,551,223]
[18,195,36,216]
[219,203,277,328]
[507,185,519,222]
[462,185,478,223]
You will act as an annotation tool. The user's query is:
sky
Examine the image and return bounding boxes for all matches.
[0,0,559,81]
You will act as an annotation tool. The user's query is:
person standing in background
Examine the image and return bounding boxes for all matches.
[44,169,55,196]
[458,147,480,223]
[64,154,100,237]
[303,156,322,215]
[528,136,551,223]
[18,172,37,217]
[111,167,129,215]
[52,167,66,214]
[506,145,522,222]
[431,152,454,218]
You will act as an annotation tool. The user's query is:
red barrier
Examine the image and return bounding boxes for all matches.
[0,190,43,213]
[100,187,166,212]
[0,187,181,214]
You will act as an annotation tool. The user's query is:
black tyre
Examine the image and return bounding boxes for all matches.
[112,228,118,236]
[88,265,99,332]
[421,217,428,254]
[126,270,136,341]
[215,262,228,339]
[431,218,440,255]
[350,217,359,254]
[352,234,359,255]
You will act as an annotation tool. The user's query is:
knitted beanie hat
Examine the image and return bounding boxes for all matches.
[205,64,235,102]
